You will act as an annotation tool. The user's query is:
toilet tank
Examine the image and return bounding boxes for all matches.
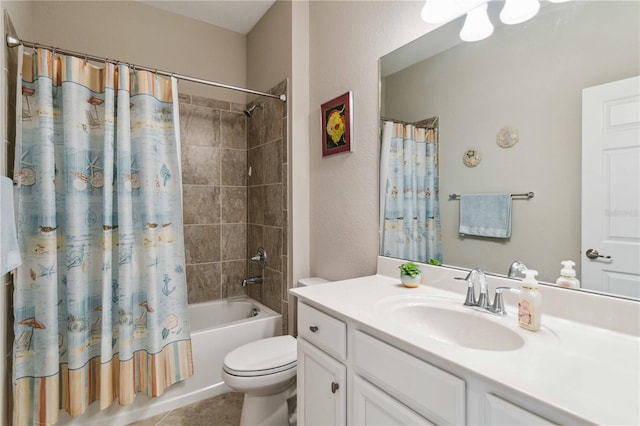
[297,277,330,287]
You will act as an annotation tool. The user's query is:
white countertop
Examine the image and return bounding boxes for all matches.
[291,263,640,425]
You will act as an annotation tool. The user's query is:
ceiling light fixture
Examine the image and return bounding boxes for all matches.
[421,0,465,24]
[499,0,541,25]
[460,3,494,42]
[421,0,572,42]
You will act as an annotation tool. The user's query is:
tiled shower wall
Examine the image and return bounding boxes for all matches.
[179,80,289,333]
[180,94,249,303]
[246,80,289,334]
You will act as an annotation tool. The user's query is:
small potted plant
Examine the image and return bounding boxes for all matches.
[399,261,422,288]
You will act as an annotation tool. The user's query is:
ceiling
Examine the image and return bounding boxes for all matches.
[139,1,277,34]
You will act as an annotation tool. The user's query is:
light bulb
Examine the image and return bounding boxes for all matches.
[421,0,463,24]
[500,0,540,25]
[460,3,494,42]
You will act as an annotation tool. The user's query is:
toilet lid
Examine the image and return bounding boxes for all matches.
[223,335,297,377]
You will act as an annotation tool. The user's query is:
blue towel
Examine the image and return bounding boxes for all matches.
[459,193,512,238]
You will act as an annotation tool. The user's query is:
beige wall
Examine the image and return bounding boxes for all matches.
[307,1,436,280]
[248,1,291,94]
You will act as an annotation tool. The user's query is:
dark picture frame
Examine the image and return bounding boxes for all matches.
[321,91,353,157]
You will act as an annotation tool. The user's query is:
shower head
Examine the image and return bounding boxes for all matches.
[244,102,264,117]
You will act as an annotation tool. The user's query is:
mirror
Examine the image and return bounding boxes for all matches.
[379,1,639,299]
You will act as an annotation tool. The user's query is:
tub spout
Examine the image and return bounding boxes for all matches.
[242,276,263,287]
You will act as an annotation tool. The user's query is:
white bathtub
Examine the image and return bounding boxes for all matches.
[57,296,282,425]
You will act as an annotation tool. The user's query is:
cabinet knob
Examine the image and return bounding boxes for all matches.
[309,325,319,332]
[331,382,339,393]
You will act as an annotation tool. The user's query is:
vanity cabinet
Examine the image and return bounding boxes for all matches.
[297,300,566,426]
[297,303,347,425]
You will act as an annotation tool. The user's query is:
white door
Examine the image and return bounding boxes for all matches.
[582,76,640,298]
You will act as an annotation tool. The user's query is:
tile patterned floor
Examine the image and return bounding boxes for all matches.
[128,392,243,426]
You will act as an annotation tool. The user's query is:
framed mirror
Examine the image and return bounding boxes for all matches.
[379,1,639,299]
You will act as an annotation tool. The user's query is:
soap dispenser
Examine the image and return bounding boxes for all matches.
[556,260,580,289]
[518,269,541,331]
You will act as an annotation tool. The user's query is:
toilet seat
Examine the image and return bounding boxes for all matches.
[223,335,297,377]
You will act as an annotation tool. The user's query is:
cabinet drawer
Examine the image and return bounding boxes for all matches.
[353,330,465,425]
[298,303,347,361]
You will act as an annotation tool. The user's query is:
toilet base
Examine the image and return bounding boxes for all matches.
[239,381,296,426]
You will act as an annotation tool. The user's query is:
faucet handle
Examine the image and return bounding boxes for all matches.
[491,287,520,316]
[455,276,477,306]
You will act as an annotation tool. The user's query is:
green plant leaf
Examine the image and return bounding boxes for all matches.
[399,262,421,277]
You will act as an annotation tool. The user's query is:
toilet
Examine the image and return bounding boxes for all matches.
[222,277,330,426]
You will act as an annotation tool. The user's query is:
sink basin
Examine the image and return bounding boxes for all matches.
[377,297,525,351]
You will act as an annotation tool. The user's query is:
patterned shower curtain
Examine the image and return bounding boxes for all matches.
[13,47,193,425]
[380,120,442,264]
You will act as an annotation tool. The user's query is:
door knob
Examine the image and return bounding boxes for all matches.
[331,382,339,393]
[309,326,318,332]
[586,249,611,260]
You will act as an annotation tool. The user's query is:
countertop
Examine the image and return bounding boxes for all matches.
[291,269,640,425]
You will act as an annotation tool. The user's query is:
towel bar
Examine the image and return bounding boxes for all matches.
[448,192,534,200]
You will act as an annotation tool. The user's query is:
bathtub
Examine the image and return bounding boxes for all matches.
[57,296,281,425]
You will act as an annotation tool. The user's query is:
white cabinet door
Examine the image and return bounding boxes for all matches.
[485,394,556,426]
[297,337,346,426]
[353,376,434,425]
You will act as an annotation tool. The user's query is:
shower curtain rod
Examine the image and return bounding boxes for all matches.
[5,34,287,102]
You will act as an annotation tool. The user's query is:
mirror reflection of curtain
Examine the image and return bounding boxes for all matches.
[13,46,193,424]
[380,120,442,263]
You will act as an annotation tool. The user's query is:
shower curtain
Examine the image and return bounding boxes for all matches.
[380,120,442,264]
[13,47,193,425]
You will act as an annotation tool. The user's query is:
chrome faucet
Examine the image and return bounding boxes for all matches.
[242,247,267,287]
[456,268,517,316]
[242,276,263,287]
[507,260,527,278]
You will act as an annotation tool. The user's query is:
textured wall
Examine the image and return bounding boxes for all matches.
[308,1,437,280]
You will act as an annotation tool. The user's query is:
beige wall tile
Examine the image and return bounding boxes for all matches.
[264,184,282,227]
[263,226,282,272]
[248,186,266,225]
[181,145,220,185]
[221,187,247,224]
[186,263,221,304]
[179,103,220,147]
[183,185,220,225]
[247,145,264,186]
[220,111,247,150]
[221,261,247,299]
[265,99,283,143]
[263,139,282,185]
[221,149,247,186]
[220,224,246,261]
[184,224,221,264]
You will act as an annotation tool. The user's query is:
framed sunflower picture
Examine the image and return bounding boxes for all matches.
[321,91,353,157]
